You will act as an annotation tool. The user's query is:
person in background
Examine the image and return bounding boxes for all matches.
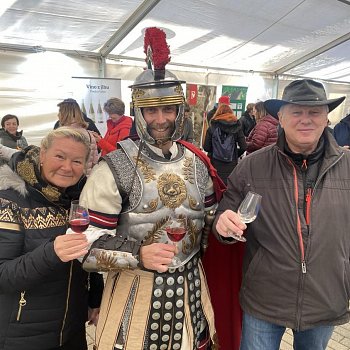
[0,127,104,350]
[333,113,350,148]
[203,104,246,184]
[91,97,133,156]
[54,99,101,136]
[0,114,28,166]
[79,27,218,350]
[246,101,278,153]
[239,103,256,137]
[214,79,347,350]
[182,102,194,142]
[0,114,28,150]
[202,95,231,146]
[207,95,230,124]
[56,99,99,176]
[206,95,231,123]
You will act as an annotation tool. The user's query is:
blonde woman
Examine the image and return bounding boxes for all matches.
[57,98,99,175]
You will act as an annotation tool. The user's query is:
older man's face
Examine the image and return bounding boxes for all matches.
[279,104,328,155]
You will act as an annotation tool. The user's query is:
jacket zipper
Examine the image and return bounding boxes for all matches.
[16,291,26,321]
[286,151,344,330]
[287,158,306,273]
[59,261,73,346]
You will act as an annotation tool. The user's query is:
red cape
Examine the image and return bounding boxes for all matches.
[203,235,244,349]
[177,140,243,349]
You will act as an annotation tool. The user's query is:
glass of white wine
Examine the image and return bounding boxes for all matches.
[229,191,262,242]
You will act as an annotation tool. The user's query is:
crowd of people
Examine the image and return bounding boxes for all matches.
[0,27,350,350]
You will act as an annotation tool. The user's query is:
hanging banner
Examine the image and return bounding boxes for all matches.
[221,85,248,119]
[71,77,122,135]
[185,84,217,148]
[188,84,198,105]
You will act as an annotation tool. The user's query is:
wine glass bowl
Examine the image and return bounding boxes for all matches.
[229,191,262,242]
[69,200,90,233]
[16,139,25,150]
[165,215,187,267]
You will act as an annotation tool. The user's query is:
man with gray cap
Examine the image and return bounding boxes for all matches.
[213,79,347,349]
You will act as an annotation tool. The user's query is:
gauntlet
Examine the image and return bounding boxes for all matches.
[82,234,142,272]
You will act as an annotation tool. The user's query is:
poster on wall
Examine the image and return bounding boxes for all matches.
[71,77,122,135]
[185,84,217,148]
[221,85,248,118]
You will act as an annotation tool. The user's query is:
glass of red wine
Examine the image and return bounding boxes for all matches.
[68,200,90,233]
[165,214,187,267]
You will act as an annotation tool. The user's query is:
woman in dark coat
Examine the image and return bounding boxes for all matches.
[0,127,103,350]
[203,104,246,184]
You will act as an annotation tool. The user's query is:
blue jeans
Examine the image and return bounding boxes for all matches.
[240,313,334,350]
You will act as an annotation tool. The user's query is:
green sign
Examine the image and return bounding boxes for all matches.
[221,85,248,118]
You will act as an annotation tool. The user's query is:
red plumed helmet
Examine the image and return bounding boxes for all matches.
[144,27,171,78]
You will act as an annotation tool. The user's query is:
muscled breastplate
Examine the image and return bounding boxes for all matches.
[111,139,206,267]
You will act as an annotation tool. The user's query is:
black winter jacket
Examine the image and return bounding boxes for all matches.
[239,111,256,137]
[0,165,103,350]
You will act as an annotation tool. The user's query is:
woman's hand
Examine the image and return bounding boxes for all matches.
[54,233,89,262]
[140,243,176,272]
[216,210,247,239]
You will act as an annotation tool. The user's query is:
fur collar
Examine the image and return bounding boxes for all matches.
[0,164,28,197]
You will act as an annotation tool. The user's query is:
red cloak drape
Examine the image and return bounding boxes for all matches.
[203,234,245,350]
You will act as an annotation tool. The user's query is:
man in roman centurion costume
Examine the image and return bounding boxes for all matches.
[79,27,219,350]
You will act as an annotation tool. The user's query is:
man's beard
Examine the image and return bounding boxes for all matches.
[147,122,175,144]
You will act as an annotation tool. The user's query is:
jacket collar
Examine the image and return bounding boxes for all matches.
[276,129,343,169]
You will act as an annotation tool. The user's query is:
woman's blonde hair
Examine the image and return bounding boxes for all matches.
[57,99,88,129]
[41,127,90,163]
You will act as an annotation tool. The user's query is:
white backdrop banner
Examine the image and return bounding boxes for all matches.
[72,77,121,135]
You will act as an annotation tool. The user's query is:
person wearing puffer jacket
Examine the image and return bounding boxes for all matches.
[91,97,133,156]
[56,98,99,176]
[246,101,279,154]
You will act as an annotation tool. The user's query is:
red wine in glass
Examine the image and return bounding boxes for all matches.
[165,215,187,267]
[69,218,90,233]
[165,227,186,242]
[69,200,90,233]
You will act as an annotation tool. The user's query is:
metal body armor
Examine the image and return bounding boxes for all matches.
[113,139,205,267]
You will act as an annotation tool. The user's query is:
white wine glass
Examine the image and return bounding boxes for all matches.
[16,139,25,150]
[68,200,90,233]
[229,191,262,242]
[165,214,187,267]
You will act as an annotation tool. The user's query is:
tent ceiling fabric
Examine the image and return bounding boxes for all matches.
[0,0,350,82]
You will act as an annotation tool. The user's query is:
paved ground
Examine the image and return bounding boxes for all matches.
[86,322,350,349]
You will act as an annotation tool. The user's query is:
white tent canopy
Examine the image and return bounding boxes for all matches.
[0,0,350,144]
[1,0,350,81]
